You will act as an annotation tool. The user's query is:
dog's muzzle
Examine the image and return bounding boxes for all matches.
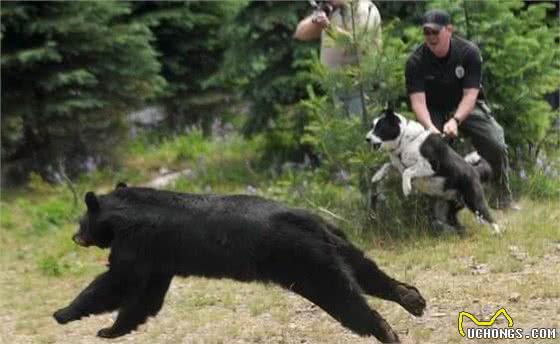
[365,136,382,150]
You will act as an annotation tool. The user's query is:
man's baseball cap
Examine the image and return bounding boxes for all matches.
[422,9,450,30]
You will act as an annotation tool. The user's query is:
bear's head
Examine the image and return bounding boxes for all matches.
[72,192,114,248]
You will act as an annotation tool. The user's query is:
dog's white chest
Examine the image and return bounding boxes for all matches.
[397,131,432,171]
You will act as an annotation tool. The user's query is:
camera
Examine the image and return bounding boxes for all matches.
[309,0,333,18]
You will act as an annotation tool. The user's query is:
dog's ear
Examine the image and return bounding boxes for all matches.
[385,107,397,119]
[387,105,394,113]
[85,192,100,213]
[115,182,127,189]
[385,101,394,113]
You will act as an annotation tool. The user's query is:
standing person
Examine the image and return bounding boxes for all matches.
[294,0,381,118]
[405,9,515,210]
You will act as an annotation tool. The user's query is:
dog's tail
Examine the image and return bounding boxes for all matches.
[464,152,493,183]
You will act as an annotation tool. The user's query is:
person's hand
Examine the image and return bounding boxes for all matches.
[311,11,330,29]
[443,119,458,138]
[428,126,441,135]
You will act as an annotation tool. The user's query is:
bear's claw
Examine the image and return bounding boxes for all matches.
[395,284,426,317]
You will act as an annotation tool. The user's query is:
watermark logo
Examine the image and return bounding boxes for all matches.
[458,307,558,340]
[458,307,513,337]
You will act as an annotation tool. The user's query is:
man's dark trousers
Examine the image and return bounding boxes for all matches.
[431,101,513,208]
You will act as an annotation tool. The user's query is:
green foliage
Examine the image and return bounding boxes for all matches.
[25,196,77,234]
[130,1,243,129]
[511,165,560,201]
[0,204,16,231]
[218,1,317,135]
[1,1,165,180]
[263,169,368,239]
[368,173,433,238]
[301,91,377,177]
[136,128,210,162]
[38,255,64,277]
[295,11,422,233]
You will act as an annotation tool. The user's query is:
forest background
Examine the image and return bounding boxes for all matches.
[1,1,559,343]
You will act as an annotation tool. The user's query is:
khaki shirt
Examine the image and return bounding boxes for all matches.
[320,0,381,70]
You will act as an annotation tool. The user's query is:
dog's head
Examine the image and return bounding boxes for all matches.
[365,108,407,151]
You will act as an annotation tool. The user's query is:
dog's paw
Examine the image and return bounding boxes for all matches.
[402,181,412,197]
[490,223,503,235]
[371,173,384,184]
[53,307,81,324]
[371,164,390,184]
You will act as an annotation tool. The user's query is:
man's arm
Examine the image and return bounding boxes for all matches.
[443,43,483,137]
[294,13,328,41]
[409,92,440,134]
[443,88,479,137]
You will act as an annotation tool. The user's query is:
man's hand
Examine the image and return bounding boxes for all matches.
[311,11,330,28]
[443,118,458,138]
[428,125,441,135]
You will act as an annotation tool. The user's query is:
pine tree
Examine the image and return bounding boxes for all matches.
[218,0,316,136]
[129,1,241,132]
[1,1,165,182]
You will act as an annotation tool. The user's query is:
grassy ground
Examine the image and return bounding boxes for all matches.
[1,132,558,344]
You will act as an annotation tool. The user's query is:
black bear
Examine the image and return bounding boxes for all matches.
[53,184,426,343]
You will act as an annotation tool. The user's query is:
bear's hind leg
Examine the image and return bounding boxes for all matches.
[335,244,426,317]
[288,261,400,343]
[97,273,173,338]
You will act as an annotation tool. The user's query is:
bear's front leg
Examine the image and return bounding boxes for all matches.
[53,306,83,324]
[97,273,173,338]
[53,270,123,325]
[393,283,427,317]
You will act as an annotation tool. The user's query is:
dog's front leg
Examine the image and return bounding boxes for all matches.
[371,163,392,183]
[390,155,405,174]
[401,163,435,197]
[401,170,414,197]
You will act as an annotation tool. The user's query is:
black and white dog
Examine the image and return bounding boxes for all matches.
[365,108,499,233]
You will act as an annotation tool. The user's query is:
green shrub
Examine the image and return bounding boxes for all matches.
[30,198,76,234]
[38,256,64,277]
[512,169,560,201]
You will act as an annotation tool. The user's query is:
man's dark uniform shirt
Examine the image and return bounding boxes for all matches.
[405,36,484,114]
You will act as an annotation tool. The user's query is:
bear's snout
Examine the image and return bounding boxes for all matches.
[72,233,90,247]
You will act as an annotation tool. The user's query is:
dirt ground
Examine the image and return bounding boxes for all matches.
[1,238,558,344]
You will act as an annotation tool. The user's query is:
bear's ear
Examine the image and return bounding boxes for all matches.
[85,192,100,213]
[116,182,128,189]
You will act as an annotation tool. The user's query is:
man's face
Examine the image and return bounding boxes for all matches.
[423,25,452,53]
[329,0,346,8]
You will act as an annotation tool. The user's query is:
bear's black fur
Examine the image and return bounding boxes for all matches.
[53,184,426,343]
